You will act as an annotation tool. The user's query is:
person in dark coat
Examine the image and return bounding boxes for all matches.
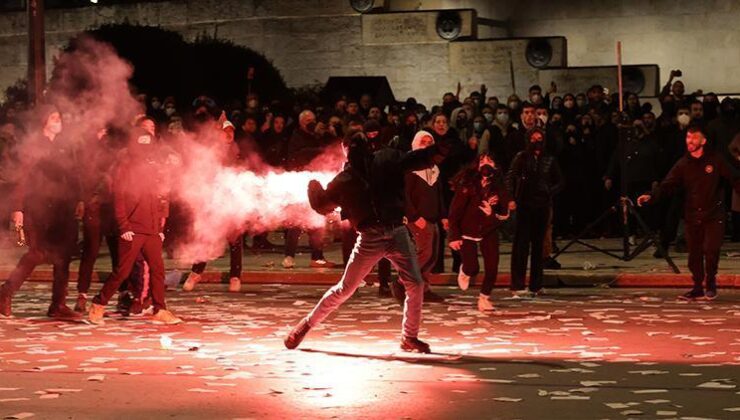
[284,130,450,354]
[506,128,565,298]
[1,105,84,319]
[448,154,513,312]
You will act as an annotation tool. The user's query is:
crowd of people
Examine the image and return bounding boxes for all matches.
[0,70,739,336]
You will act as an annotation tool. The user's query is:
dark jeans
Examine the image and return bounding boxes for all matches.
[93,234,167,313]
[2,244,72,308]
[685,219,724,291]
[78,208,118,294]
[285,227,325,260]
[305,226,424,338]
[460,232,500,296]
[192,234,243,279]
[435,223,460,273]
[511,206,549,292]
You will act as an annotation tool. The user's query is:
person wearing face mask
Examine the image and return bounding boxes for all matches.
[451,108,470,144]
[283,110,339,269]
[284,130,452,354]
[88,128,181,325]
[448,154,513,312]
[507,94,522,123]
[638,124,740,301]
[560,93,578,126]
[487,105,519,171]
[481,106,495,126]
[506,128,564,298]
[163,97,177,119]
[471,115,491,157]
[550,96,563,112]
[1,105,84,319]
[575,93,588,114]
[404,131,448,303]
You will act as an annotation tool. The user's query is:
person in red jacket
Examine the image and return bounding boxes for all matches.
[448,154,513,311]
[88,128,181,325]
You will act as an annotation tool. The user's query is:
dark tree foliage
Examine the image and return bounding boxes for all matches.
[5,23,291,110]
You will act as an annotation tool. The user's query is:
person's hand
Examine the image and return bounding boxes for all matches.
[11,211,23,228]
[96,128,108,141]
[508,201,517,211]
[488,195,499,206]
[121,231,135,241]
[449,240,462,251]
[548,81,557,94]
[604,178,613,190]
[159,232,165,242]
[636,194,651,207]
[480,84,487,96]
[75,201,85,220]
[441,219,449,231]
[414,217,427,230]
[479,200,493,216]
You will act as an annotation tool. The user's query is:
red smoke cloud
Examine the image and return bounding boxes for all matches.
[12,37,345,264]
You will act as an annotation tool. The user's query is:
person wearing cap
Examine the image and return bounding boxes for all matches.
[0,105,84,320]
[182,118,244,293]
[506,128,564,299]
[88,128,181,325]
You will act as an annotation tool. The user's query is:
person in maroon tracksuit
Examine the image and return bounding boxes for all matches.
[448,154,513,312]
[0,105,83,320]
[88,128,181,325]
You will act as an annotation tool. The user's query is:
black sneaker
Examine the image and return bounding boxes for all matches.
[543,257,561,270]
[284,318,311,350]
[423,290,445,303]
[116,292,133,315]
[677,289,705,301]
[704,289,718,301]
[47,304,83,321]
[378,283,392,298]
[390,280,406,307]
[400,336,431,354]
[0,289,11,317]
[653,248,666,259]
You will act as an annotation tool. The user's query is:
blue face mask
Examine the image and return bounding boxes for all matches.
[473,122,484,132]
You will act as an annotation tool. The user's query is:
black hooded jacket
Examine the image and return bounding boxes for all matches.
[308,143,449,230]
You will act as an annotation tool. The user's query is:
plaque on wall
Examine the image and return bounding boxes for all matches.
[350,0,375,13]
[436,11,462,40]
[525,39,553,68]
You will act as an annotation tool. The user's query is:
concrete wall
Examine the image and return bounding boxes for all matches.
[0,0,738,108]
[508,0,740,96]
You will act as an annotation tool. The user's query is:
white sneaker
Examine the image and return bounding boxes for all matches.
[512,290,534,299]
[228,277,241,293]
[282,256,295,269]
[457,266,470,291]
[478,294,495,312]
[182,272,201,292]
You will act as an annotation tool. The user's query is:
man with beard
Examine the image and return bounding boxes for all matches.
[0,105,84,319]
[283,131,450,353]
[506,128,564,298]
[88,128,181,325]
[638,124,740,301]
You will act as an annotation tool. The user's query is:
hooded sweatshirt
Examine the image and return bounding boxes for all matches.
[404,131,447,223]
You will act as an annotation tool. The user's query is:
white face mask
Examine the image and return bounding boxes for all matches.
[47,121,63,135]
[538,115,549,125]
[677,114,691,126]
[165,107,176,116]
[496,113,509,124]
